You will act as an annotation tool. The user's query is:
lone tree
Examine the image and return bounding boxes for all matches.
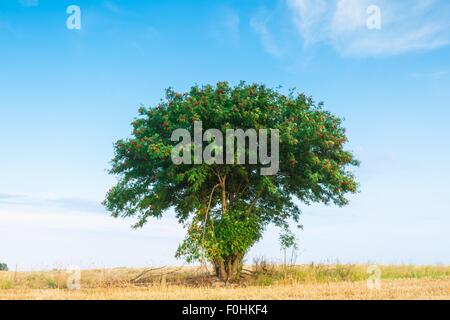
[104,82,359,281]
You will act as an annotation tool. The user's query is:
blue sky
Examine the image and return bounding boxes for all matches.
[1,0,449,270]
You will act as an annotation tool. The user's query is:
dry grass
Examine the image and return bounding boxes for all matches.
[1,264,449,300]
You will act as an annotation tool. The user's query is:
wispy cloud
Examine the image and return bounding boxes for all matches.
[410,69,449,80]
[102,1,124,14]
[0,193,105,214]
[286,0,450,56]
[222,8,240,43]
[18,0,39,7]
[0,205,184,270]
[210,7,241,45]
[289,0,330,46]
[250,11,284,57]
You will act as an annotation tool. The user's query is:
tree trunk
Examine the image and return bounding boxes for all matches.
[214,260,227,281]
[213,254,242,282]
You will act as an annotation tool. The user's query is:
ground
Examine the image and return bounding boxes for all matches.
[1,264,449,300]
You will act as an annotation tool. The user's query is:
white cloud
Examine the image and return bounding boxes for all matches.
[331,0,368,36]
[286,0,450,56]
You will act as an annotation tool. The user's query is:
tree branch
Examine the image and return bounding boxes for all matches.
[246,187,264,215]
[204,184,220,224]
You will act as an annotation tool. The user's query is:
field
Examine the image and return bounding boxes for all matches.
[1,264,449,300]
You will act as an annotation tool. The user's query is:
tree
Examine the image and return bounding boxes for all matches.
[104,81,359,281]
[0,263,8,271]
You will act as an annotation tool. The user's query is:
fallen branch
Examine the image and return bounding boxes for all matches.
[130,266,167,283]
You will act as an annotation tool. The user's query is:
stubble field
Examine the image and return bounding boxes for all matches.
[1,264,448,300]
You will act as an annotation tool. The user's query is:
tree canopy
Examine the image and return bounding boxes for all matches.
[104,81,359,281]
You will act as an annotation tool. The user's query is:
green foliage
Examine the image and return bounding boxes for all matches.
[280,231,298,251]
[176,209,263,264]
[103,81,359,276]
[0,263,8,271]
